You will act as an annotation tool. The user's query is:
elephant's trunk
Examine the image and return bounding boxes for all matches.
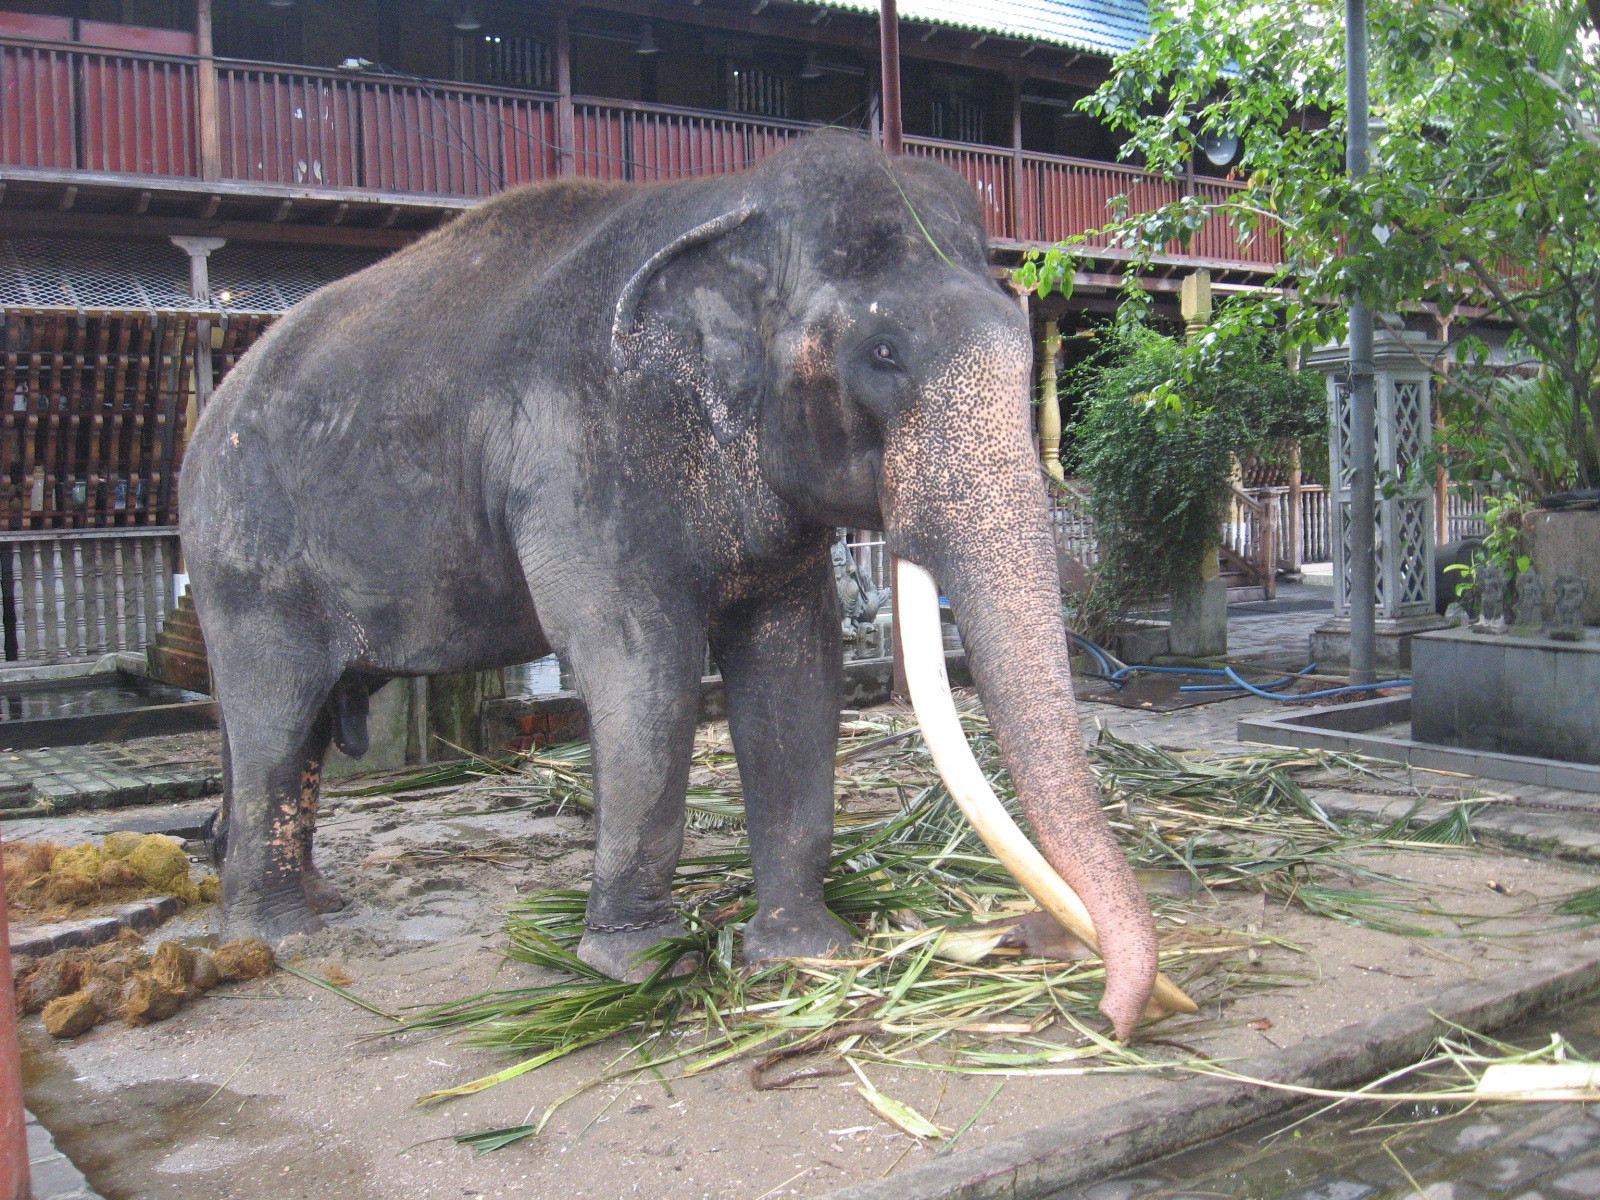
[916,524,1158,1038]
[879,331,1161,1039]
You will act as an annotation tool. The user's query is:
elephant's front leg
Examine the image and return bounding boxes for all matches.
[714,547,855,965]
[569,615,705,982]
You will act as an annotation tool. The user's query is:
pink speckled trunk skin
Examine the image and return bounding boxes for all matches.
[881,322,1159,1039]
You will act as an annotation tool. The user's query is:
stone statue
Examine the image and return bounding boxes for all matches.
[832,536,888,644]
[1473,564,1508,634]
[1512,568,1546,637]
[1550,574,1589,642]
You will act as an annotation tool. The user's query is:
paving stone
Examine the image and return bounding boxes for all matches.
[1080,1180,1168,1200]
[1413,1186,1493,1200]
[1460,1152,1560,1192]
[1278,1179,1375,1200]
[1525,1123,1600,1160]
[1430,1123,1514,1155]
[1546,1164,1600,1196]
[27,1151,90,1200]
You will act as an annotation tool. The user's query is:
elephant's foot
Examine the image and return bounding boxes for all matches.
[743,902,856,966]
[577,918,699,983]
[220,892,326,946]
[303,866,347,914]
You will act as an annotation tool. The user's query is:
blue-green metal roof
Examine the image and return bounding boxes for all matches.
[814,0,1150,58]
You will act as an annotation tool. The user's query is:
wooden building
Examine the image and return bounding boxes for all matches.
[0,0,1282,670]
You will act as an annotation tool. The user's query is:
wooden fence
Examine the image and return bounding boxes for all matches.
[1,526,178,664]
[0,33,1280,266]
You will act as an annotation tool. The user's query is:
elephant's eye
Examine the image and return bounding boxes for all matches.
[870,340,900,369]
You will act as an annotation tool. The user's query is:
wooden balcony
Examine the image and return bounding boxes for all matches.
[0,31,1281,269]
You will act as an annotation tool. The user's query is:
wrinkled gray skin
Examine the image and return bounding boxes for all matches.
[181,133,1158,1036]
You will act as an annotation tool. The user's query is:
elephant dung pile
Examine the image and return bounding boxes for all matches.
[15,932,275,1039]
[2,832,221,918]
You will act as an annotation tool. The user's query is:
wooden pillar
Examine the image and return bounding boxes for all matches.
[1038,318,1064,482]
[0,877,27,1200]
[878,0,902,155]
[1008,75,1024,241]
[554,6,575,177]
[195,0,222,183]
[1434,314,1452,544]
[171,236,224,411]
[1286,438,1304,575]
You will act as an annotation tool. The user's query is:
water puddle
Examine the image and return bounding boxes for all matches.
[0,677,206,723]
[1053,996,1600,1199]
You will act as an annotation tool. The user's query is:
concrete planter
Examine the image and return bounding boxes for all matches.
[1526,507,1600,626]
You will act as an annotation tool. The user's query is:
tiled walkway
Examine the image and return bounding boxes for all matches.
[0,733,221,814]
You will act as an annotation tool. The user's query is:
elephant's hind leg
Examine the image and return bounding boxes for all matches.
[296,709,346,914]
[213,661,342,944]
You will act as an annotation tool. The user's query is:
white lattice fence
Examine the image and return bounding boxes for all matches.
[1,528,179,665]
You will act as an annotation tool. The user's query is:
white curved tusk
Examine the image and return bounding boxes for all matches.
[893,557,1197,1018]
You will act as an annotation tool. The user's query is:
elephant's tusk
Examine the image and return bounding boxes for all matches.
[892,557,1198,1022]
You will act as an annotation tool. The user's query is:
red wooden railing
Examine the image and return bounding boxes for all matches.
[0,33,1280,267]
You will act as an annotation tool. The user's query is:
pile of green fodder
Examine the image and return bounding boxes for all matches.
[393,713,1482,1148]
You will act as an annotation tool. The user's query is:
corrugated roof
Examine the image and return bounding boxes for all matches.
[811,0,1149,57]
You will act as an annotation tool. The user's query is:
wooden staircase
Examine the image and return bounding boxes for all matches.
[147,587,212,695]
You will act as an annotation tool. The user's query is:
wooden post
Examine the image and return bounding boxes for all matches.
[0,867,29,1200]
[1286,438,1304,575]
[1008,75,1024,240]
[554,6,575,177]
[1038,318,1064,482]
[195,0,222,183]
[878,0,902,155]
[170,237,224,411]
[1434,314,1452,544]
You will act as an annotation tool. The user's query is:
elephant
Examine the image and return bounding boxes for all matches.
[179,131,1159,1038]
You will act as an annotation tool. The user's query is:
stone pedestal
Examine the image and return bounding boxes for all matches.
[1168,576,1228,658]
[1526,508,1600,626]
[1413,626,1600,765]
[1309,613,1451,669]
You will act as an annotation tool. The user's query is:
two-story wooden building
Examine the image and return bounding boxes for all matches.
[0,0,1281,672]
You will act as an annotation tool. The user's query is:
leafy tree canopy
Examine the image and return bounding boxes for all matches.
[1017,0,1600,490]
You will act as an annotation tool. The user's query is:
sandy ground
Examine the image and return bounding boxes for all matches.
[16,707,1600,1200]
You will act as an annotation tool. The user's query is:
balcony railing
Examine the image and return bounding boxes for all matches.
[0,34,1280,266]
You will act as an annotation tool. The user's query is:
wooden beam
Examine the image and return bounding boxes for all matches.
[879,0,902,155]
[327,202,349,226]
[132,190,152,214]
[195,0,222,183]
[0,208,419,250]
[0,165,480,213]
[554,6,576,177]
[57,186,76,211]
[590,0,1111,88]
[198,195,221,218]
[271,199,293,222]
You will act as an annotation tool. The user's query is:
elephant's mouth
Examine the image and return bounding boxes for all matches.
[892,557,1197,1036]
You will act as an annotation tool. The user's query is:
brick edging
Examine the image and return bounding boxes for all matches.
[819,943,1600,1200]
[9,897,182,959]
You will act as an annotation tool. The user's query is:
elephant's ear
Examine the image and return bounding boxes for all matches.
[610,206,767,444]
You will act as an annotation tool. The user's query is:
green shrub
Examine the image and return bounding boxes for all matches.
[1067,322,1321,627]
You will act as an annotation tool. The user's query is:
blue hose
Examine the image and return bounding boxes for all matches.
[1060,628,1408,701]
[1178,663,1318,692]
[1208,665,1410,700]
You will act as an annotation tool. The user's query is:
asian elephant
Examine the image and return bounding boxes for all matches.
[180,132,1159,1037]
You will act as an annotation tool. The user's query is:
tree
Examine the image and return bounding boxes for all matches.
[1016,0,1600,492]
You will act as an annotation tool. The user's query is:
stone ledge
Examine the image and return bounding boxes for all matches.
[9,895,182,958]
[819,944,1600,1200]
